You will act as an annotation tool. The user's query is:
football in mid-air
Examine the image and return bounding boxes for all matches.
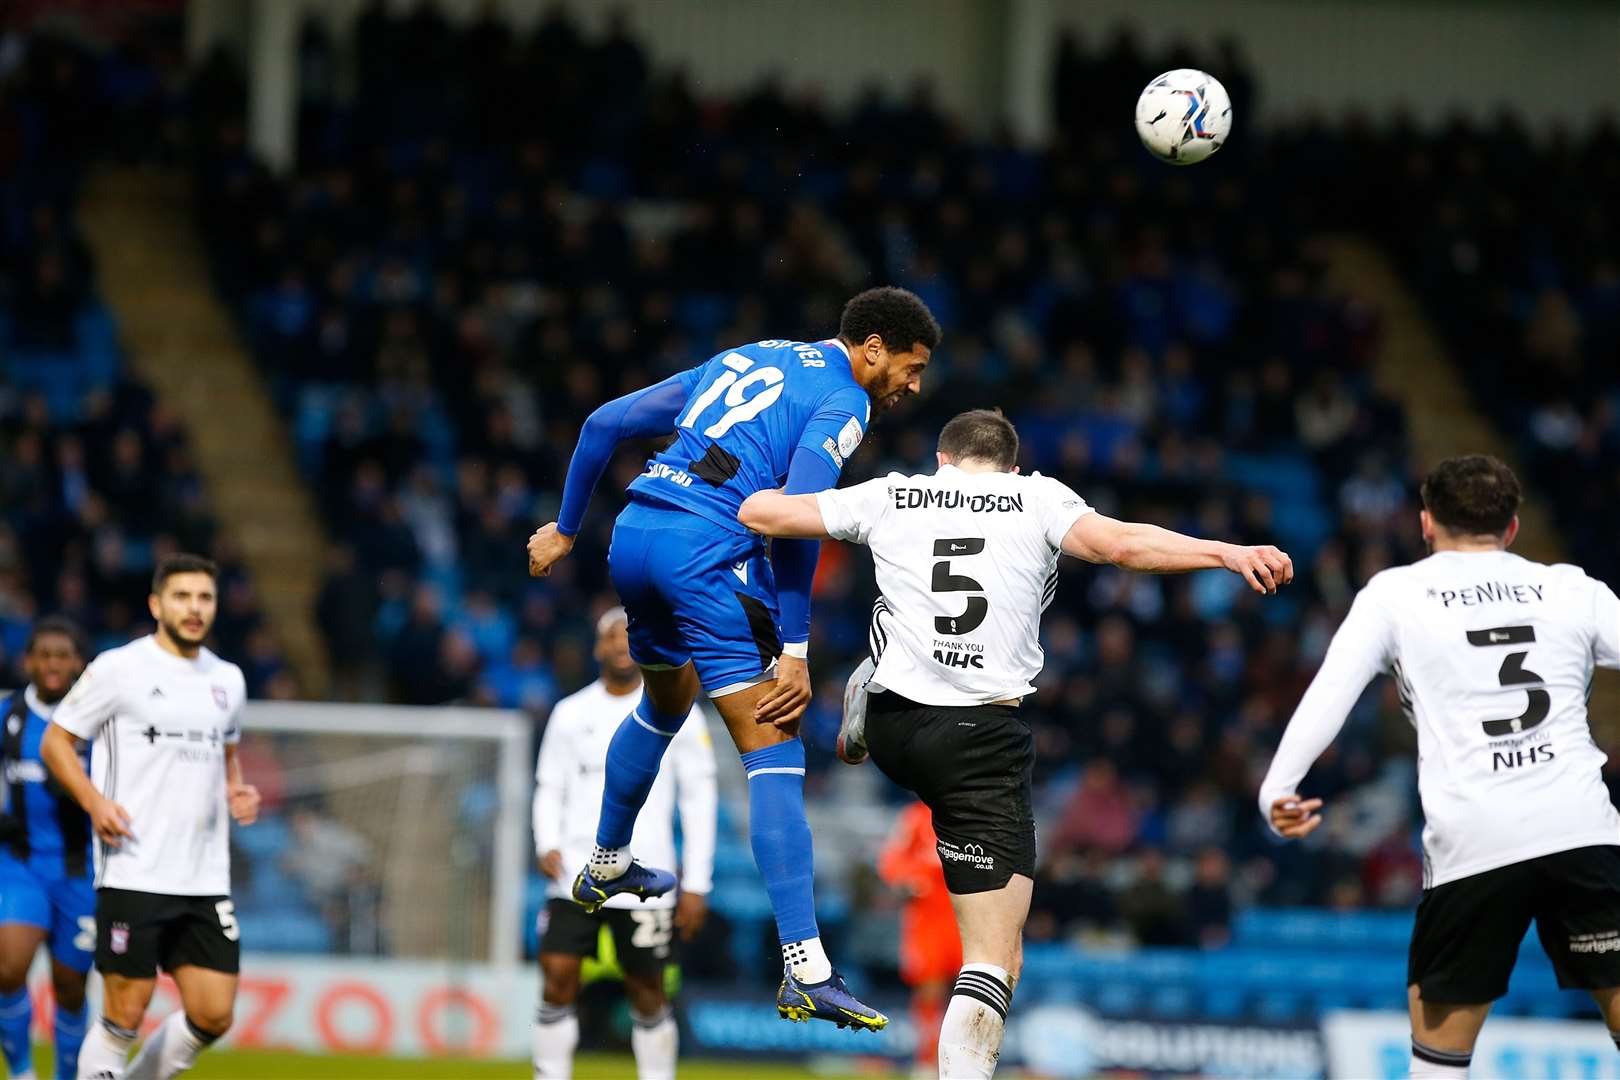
[1135,69,1231,164]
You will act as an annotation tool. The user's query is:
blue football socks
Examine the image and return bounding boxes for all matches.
[0,987,29,1078]
[53,1001,86,1080]
[740,738,820,946]
[594,695,688,851]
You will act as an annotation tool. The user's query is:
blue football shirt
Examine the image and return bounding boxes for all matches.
[626,339,870,532]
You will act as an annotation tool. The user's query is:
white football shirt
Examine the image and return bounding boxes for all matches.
[1259,550,1620,888]
[532,681,717,909]
[52,635,245,896]
[816,465,1093,706]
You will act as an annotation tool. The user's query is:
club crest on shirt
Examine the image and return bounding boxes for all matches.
[211,686,229,711]
[836,416,864,459]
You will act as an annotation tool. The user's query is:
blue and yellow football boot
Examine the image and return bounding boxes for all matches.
[570,860,676,914]
[776,966,889,1031]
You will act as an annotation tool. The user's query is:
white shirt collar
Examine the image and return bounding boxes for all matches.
[24,685,55,720]
[143,633,204,669]
[819,338,851,360]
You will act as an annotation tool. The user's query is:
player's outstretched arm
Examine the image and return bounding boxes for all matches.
[1257,589,1394,839]
[40,724,133,847]
[529,369,699,577]
[738,491,832,539]
[1060,513,1294,594]
[748,441,850,726]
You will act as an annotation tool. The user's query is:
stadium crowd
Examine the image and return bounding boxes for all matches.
[0,27,290,698]
[183,6,1432,944]
[7,7,1618,960]
[1358,118,1620,593]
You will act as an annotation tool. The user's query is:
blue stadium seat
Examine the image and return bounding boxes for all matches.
[74,304,121,385]
[232,813,292,861]
[248,910,332,953]
[1232,907,1413,952]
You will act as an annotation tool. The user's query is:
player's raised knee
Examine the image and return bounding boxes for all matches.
[186,1006,232,1040]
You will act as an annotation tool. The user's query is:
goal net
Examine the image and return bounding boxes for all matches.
[235,702,531,964]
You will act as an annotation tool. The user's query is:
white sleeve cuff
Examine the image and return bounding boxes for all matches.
[781,641,808,659]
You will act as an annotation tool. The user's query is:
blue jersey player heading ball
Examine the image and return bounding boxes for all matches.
[0,617,94,1080]
[528,287,940,1030]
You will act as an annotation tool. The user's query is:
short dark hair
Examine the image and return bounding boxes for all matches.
[1421,455,1522,536]
[937,409,1019,471]
[25,615,88,660]
[152,553,220,594]
[838,286,942,354]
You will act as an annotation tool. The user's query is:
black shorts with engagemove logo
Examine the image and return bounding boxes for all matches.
[95,888,241,978]
[864,690,1034,894]
[1409,845,1620,1003]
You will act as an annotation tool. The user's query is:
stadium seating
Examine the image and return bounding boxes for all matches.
[1012,910,1591,1020]
[0,31,283,689]
[1362,122,1620,590]
[7,8,1615,1029]
[180,11,1436,956]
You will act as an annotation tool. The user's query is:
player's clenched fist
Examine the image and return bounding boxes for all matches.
[1221,544,1294,595]
[229,781,261,825]
[527,523,575,577]
[90,795,134,847]
[1268,795,1323,839]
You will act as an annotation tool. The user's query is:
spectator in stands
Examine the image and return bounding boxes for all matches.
[1118,848,1185,947]
[0,29,287,704]
[281,805,375,952]
[1052,760,1138,856]
[178,6,1437,924]
[1186,848,1235,949]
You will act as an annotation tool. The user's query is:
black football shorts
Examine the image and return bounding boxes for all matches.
[96,888,241,978]
[538,898,674,977]
[1409,845,1620,1003]
[864,689,1035,894]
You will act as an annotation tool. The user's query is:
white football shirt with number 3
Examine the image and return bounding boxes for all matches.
[1260,549,1620,887]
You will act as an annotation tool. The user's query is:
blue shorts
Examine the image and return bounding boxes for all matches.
[609,499,783,695]
[0,851,95,973]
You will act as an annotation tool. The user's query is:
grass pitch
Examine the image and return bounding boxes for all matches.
[35,1048,854,1078]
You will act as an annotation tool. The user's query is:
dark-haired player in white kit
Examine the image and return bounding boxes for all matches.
[740,409,1293,1078]
[40,554,260,1080]
[532,608,717,1080]
[1260,455,1620,1079]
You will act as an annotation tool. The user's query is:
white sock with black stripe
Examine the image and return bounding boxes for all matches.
[939,963,1012,1079]
[629,1005,677,1080]
[126,1011,218,1079]
[1409,1038,1470,1078]
[77,1017,138,1080]
[533,1002,578,1079]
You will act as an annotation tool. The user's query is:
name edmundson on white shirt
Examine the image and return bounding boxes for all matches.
[816,466,1093,708]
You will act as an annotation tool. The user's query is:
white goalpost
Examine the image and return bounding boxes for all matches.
[241,702,532,965]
